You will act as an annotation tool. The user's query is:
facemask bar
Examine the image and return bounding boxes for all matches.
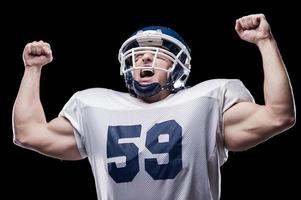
[121,47,176,76]
[118,28,192,93]
[120,46,190,80]
[118,29,191,66]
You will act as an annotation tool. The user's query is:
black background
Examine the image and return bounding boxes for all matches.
[1,2,300,200]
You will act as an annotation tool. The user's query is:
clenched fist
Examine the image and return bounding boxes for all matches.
[23,41,53,68]
[235,14,272,44]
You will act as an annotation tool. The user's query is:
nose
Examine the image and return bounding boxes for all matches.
[142,53,153,64]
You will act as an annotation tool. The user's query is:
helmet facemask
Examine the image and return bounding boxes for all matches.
[118,27,191,97]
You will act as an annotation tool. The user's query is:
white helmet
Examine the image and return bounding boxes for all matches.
[118,26,191,97]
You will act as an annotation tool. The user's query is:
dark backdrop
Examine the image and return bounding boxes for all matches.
[1,2,300,200]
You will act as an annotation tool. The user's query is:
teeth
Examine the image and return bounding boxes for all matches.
[142,68,154,72]
[140,69,154,77]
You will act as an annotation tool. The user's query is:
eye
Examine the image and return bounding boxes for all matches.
[157,54,170,62]
[134,54,143,62]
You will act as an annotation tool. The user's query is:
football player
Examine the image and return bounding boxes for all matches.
[13,14,295,200]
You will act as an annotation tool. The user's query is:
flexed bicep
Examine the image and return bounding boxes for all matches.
[14,117,82,160]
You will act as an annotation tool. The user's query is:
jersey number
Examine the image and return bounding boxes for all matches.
[107,120,182,183]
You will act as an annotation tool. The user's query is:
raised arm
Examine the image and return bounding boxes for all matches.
[13,41,81,160]
[223,14,296,151]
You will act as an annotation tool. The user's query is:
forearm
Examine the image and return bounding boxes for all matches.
[257,38,295,121]
[13,67,47,135]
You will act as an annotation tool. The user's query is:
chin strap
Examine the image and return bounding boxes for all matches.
[132,81,184,97]
[133,80,162,97]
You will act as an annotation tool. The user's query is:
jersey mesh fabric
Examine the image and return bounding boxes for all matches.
[59,79,254,200]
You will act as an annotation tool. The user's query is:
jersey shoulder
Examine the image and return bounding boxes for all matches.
[72,88,130,108]
[193,78,244,90]
[173,78,254,107]
[182,79,243,98]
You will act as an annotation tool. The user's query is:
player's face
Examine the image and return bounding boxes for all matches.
[133,50,172,86]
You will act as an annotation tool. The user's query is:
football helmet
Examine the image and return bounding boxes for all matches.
[118,26,191,97]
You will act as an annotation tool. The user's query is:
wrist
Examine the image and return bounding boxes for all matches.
[24,66,42,74]
[256,35,275,49]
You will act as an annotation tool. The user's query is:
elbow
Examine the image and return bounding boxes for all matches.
[12,124,33,148]
[13,131,29,147]
[283,114,296,129]
[13,130,28,148]
[13,136,26,148]
[282,106,296,128]
[266,104,296,132]
[13,117,28,147]
[273,113,296,132]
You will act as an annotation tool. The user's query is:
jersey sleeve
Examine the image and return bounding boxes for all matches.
[222,79,255,112]
[218,79,255,165]
[59,92,88,158]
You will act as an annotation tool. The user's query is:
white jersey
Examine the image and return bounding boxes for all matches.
[59,79,254,200]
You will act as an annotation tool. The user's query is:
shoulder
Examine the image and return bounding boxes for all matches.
[182,79,245,97]
[172,79,253,106]
[75,88,121,97]
[193,79,245,90]
[71,88,129,107]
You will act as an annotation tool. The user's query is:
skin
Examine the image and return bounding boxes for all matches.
[12,14,295,161]
[224,14,295,151]
[133,50,173,103]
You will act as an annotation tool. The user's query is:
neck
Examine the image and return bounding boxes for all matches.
[138,90,171,103]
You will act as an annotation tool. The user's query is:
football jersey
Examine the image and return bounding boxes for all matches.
[59,79,254,200]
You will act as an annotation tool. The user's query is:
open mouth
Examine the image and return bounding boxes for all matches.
[140,68,154,78]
